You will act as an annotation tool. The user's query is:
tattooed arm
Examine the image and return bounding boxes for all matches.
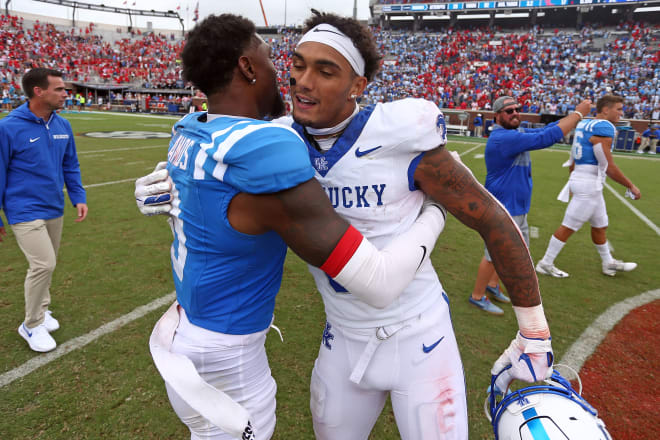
[416,146,553,389]
[414,146,541,308]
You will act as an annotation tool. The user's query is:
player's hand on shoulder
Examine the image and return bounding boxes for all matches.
[135,161,173,216]
[490,331,553,395]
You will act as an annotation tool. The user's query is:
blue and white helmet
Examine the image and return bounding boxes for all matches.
[487,367,612,440]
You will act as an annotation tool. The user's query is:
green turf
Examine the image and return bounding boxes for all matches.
[1,112,658,439]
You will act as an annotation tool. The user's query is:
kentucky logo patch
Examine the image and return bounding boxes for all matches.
[322,322,334,350]
[313,156,329,173]
[436,113,447,139]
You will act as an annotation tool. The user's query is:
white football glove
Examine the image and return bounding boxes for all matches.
[135,161,173,216]
[490,331,554,395]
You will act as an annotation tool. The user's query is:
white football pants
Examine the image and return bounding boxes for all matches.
[310,295,468,440]
[164,307,277,440]
[562,181,608,231]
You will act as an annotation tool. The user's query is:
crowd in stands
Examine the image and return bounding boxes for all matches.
[0,13,184,97]
[1,12,659,119]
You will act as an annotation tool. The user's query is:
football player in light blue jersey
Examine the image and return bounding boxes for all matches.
[537,94,641,278]
[136,14,447,440]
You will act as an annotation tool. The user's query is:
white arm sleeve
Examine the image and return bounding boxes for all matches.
[332,202,446,308]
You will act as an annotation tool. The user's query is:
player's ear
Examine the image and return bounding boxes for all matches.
[237,55,256,85]
[348,76,367,101]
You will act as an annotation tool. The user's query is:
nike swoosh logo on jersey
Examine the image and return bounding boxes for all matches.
[422,336,445,353]
[355,146,382,157]
[417,245,427,270]
[29,137,40,143]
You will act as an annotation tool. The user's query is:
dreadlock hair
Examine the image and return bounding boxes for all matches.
[302,11,382,82]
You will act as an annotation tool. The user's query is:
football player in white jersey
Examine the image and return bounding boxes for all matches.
[139,12,555,439]
[139,14,448,440]
[536,94,641,278]
[279,12,553,439]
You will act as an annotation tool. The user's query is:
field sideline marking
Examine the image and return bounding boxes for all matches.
[604,182,660,236]
[543,146,660,161]
[0,292,176,388]
[82,111,180,120]
[78,145,166,155]
[458,144,483,156]
[560,288,660,373]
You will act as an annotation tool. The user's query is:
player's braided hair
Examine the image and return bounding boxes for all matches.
[303,11,382,82]
[181,14,257,96]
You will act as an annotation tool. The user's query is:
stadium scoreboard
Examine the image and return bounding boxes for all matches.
[374,0,655,13]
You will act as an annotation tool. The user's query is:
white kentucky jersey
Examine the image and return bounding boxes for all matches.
[570,118,614,191]
[276,98,448,328]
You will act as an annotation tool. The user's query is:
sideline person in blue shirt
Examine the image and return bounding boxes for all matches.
[0,68,88,352]
[636,124,659,154]
[468,95,591,314]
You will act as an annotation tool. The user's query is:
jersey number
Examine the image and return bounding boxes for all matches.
[169,184,188,281]
[571,130,584,160]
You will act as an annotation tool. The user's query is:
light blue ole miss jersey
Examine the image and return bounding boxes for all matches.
[276,98,448,328]
[571,119,615,166]
[166,112,315,335]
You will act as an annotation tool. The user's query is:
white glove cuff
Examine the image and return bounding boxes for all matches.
[513,304,550,339]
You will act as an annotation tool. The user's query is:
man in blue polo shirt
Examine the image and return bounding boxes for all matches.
[468,95,591,314]
[636,124,659,154]
[0,68,88,352]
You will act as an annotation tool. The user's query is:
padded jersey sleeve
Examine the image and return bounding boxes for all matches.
[220,123,315,194]
[378,98,448,154]
[591,120,616,139]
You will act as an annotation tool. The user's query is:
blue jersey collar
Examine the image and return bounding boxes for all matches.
[292,105,376,177]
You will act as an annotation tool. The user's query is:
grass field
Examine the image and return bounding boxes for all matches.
[1,111,658,439]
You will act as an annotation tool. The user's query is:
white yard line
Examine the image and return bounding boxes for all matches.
[544,147,660,161]
[83,178,138,188]
[458,144,483,156]
[560,289,660,373]
[604,182,660,236]
[0,292,176,388]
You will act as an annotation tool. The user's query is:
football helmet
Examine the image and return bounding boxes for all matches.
[487,367,612,440]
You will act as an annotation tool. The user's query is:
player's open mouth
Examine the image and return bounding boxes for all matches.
[295,94,317,109]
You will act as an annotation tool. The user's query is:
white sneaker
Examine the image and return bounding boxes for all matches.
[536,261,569,278]
[44,310,60,332]
[602,259,637,276]
[18,323,57,352]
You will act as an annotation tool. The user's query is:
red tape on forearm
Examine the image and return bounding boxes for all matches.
[320,225,364,278]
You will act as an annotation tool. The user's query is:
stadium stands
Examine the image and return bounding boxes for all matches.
[1,12,658,121]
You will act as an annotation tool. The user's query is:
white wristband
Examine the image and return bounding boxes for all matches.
[513,304,550,339]
[573,110,584,119]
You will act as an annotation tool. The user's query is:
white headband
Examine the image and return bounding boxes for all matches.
[297,24,366,77]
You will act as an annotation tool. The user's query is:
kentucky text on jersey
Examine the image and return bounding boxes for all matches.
[324,183,386,208]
